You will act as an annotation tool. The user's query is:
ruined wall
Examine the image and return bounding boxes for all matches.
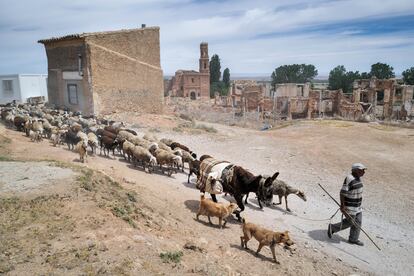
[276,83,310,97]
[86,28,163,115]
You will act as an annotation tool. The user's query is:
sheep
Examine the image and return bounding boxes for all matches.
[124,135,152,155]
[99,136,119,157]
[42,119,53,138]
[87,132,99,154]
[5,113,15,128]
[110,121,125,132]
[13,116,27,132]
[31,120,44,137]
[170,141,190,153]
[122,140,135,162]
[104,125,118,134]
[50,133,61,147]
[160,138,174,146]
[75,140,88,163]
[70,122,82,133]
[152,148,182,176]
[124,128,138,136]
[117,130,135,142]
[99,129,117,140]
[64,130,81,150]
[130,145,157,173]
[157,141,172,151]
[24,120,32,136]
[29,130,42,142]
[117,130,135,154]
[143,133,158,142]
[181,150,196,172]
[129,136,151,148]
[76,131,88,143]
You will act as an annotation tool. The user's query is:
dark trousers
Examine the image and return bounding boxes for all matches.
[331,212,362,242]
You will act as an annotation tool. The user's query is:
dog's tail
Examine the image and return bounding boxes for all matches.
[200,193,205,200]
[240,216,246,225]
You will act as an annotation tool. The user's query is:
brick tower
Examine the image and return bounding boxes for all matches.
[199,42,210,98]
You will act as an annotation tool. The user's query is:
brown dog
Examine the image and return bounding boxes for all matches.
[196,194,238,229]
[240,218,293,264]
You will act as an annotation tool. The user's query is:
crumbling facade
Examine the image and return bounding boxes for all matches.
[352,77,414,120]
[215,80,267,112]
[214,78,414,122]
[39,27,164,116]
[168,43,210,100]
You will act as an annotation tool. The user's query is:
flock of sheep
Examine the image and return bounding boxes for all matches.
[0,103,199,178]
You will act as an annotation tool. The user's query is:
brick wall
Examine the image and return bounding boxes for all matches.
[85,28,163,115]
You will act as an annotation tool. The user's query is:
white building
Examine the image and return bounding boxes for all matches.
[0,74,48,104]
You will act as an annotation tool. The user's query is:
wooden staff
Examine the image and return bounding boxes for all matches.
[318,183,381,251]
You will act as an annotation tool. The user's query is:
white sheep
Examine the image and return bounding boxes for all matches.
[77,131,88,142]
[31,120,44,137]
[122,140,135,162]
[153,148,182,176]
[87,132,98,154]
[29,130,42,142]
[117,130,135,142]
[143,133,158,142]
[50,133,61,147]
[130,145,157,173]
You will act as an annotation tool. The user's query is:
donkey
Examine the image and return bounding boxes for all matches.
[209,166,278,220]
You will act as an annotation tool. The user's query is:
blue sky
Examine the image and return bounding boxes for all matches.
[0,0,413,77]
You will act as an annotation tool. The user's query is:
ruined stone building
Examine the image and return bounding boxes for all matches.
[167,43,210,100]
[38,26,164,116]
[214,80,266,111]
[214,78,414,121]
[352,77,414,120]
[275,83,310,97]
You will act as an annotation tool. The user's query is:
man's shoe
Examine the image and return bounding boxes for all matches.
[327,224,333,239]
[348,240,364,246]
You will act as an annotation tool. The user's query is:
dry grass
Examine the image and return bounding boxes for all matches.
[0,161,155,275]
[0,134,12,160]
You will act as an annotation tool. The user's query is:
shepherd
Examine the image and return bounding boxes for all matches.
[327,163,367,246]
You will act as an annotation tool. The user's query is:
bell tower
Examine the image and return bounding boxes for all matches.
[199,42,209,73]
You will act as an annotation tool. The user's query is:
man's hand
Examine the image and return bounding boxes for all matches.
[340,205,351,219]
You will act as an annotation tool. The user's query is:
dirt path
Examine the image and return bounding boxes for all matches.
[1,120,413,275]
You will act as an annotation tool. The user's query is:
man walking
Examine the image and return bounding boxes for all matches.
[327,163,366,246]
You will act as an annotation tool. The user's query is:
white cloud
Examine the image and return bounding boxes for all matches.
[0,0,413,76]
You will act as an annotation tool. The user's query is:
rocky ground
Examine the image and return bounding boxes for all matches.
[1,115,413,275]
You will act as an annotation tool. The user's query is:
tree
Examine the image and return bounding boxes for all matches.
[402,67,414,85]
[209,54,221,83]
[222,68,230,87]
[360,72,371,79]
[328,65,361,94]
[210,81,229,97]
[270,64,318,88]
[370,62,395,79]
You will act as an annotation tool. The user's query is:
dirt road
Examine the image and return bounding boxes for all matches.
[1,119,413,275]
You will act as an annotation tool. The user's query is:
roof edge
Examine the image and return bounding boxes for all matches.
[38,26,160,44]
